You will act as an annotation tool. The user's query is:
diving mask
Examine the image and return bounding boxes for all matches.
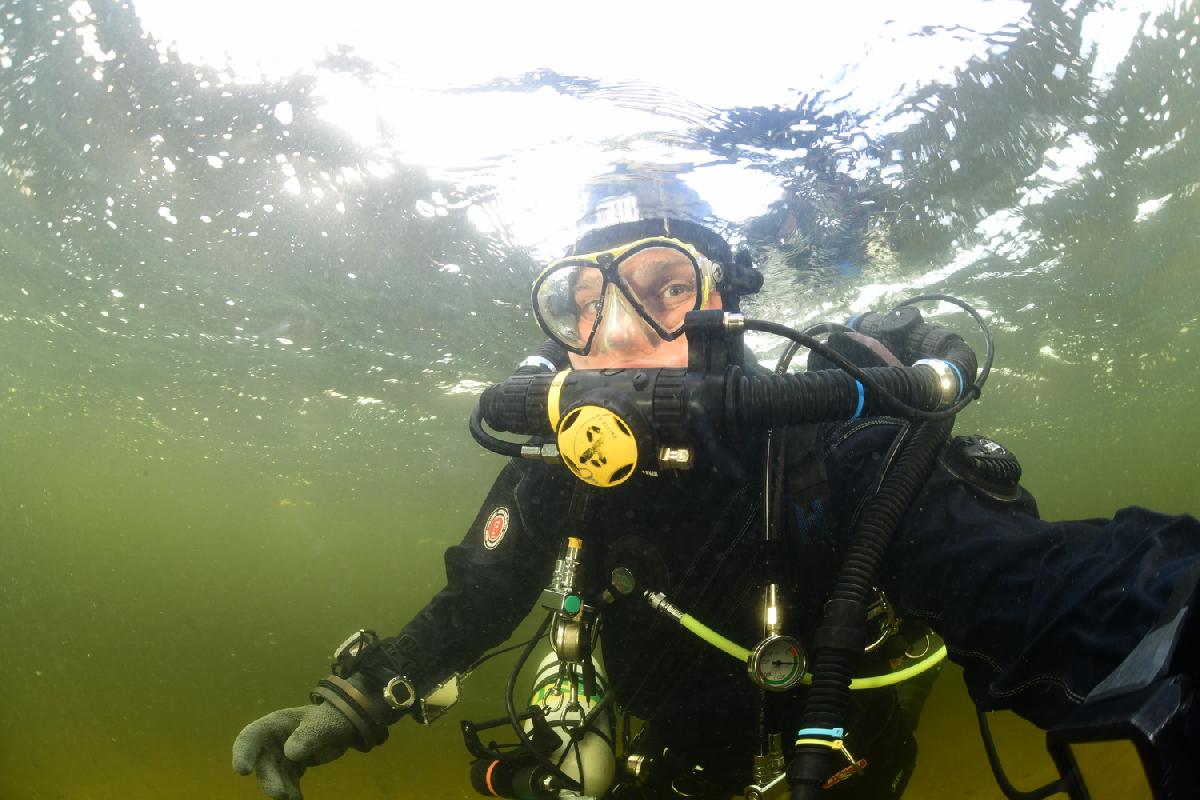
[532,237,718,356]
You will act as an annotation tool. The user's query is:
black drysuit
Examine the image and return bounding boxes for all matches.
[357,411,1200,797]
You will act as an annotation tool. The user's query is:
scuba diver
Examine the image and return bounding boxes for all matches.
[232,202,1200,800]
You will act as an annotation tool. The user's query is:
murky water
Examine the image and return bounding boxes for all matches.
[1,1,1197,798]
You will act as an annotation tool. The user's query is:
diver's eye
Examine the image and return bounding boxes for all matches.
[661,282,695,303]
[578,298,603,323]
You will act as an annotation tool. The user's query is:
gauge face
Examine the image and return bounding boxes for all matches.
[749,635,806,692]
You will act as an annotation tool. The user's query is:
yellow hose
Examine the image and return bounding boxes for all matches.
[800,644,948,689]
[680,614,751,662]
[675,612,948,689]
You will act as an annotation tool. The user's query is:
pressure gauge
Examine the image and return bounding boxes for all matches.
[748,635,806,692]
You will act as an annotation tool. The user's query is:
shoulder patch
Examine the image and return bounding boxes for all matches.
[483,507,510,549]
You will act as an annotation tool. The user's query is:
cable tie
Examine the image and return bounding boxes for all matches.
[795,737,840,749]
[796,726,844,739]
[801,738,840,753]
[850,380,865,420]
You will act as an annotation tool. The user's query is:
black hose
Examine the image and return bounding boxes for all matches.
[976,711,1066,800]
[774,322,855,376]
[470,405,525,458]
[788,418,953,799]
[744,320,979,421]
[735,366,951,431]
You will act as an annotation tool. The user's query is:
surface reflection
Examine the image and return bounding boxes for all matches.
[0,0,1197,798]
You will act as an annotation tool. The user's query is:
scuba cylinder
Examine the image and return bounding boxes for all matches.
[526,651,616,799]
[464,514,616,800]
[465,650,617,800]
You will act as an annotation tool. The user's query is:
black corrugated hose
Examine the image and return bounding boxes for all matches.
[787,417,954,799]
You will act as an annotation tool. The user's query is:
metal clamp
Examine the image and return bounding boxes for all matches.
[913,358,962,408]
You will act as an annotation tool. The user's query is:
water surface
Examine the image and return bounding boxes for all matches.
[1,1,1197,797]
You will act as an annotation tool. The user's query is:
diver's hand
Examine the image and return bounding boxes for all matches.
[232,703,357,800]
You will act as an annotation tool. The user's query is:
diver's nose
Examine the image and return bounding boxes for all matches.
[598,289,656,354]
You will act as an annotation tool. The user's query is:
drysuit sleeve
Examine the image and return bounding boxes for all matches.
[355,460,564,705]
[826,420,1200,728]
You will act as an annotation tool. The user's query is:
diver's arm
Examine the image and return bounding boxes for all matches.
[826,420,1200,728]
[351,459,563,718]
[232,460,564,799]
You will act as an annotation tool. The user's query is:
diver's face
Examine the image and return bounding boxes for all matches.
[567,282,724,370]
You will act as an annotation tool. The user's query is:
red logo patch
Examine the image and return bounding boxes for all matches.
[483,507,510,550]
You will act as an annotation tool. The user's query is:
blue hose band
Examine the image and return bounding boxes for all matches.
[943,360,965,401]
[797,727,844,739]
[850,380,865,420]
[846,314,862,330]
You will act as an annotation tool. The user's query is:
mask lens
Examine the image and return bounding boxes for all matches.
[533,264,607,352]
[615,246,703,337]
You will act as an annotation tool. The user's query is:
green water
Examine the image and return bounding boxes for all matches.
[2,1,1198,798]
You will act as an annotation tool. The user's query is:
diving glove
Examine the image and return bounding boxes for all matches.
[234,668,402,799]
[232,702,357,800]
